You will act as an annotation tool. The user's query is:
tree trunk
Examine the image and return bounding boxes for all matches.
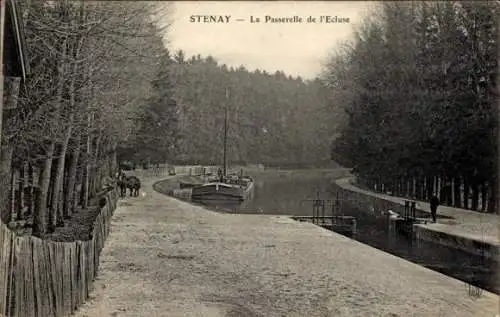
[419,177,425,201]
[80,114,92,209]
[64,133,81,218]
[421,177,426,201]
[36,25,69,232]
[415,177,419,199]
[80,157,88,208]
[480,182,487,212]
[57,21,83,219]
[33,143,56,237]
[414,177,421,200]
[426,175,433,202]
[62,158,70,208]
[12,169,20,222]
[436,176,441,199]
[447,176,453,206]
[471,181,479,211]
[422,177,426,200]
[47,151,58,229]
[51,120,73,227]
[27,164,36,220]
[463,178,470,209]
[110,141,118,177]
[18,162,28,220]
[453,175,462,208]
[450,178,455,207]
[487,180,496,214]
[91,132,102,196]
[103,142,112,179]
[73,154,82,213]
[0,145,14,222]
[409,177,414,198]
[438,175,445,205]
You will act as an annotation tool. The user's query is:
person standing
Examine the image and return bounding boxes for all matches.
[430,195,440,223]
[218,167,223,182]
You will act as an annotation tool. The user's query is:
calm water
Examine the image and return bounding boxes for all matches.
[161,169,499,294]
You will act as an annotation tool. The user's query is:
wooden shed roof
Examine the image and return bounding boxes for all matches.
[5,0,30,80]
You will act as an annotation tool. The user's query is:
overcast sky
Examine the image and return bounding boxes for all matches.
[166,1,373,79]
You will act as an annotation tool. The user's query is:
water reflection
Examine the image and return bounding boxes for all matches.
[195,170,339,215]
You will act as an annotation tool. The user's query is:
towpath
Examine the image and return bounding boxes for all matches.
[335,177,499,247]
[73,176,498,317]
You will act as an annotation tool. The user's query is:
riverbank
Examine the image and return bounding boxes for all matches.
[73,177,498,317]
[334,177,500,261]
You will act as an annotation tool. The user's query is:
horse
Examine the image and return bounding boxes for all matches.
[126,176,141,197]
[117,171,128,198]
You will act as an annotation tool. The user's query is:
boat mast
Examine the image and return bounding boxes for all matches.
[223,87,229,177]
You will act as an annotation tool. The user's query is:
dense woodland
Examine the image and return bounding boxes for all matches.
[1,1,170,235]
[326,2,498,212]
[120,53,341,167]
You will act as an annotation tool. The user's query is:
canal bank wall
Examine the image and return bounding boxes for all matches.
[333,177,500,261]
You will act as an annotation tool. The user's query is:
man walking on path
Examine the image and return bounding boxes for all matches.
[430,195,440,223]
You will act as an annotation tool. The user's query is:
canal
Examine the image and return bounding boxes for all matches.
[156,168,499,295]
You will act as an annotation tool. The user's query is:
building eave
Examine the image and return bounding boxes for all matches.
[6,0,29,81]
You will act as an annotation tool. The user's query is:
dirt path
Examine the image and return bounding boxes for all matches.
[73,178,498,317]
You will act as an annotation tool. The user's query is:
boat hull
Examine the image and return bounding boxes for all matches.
[192,182,253,202]
[179,182,200,189]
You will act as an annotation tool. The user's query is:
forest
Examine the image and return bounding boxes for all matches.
[325,2,498,213]
[1,1,171,236]
[121,52,342,168]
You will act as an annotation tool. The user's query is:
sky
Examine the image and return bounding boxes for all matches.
[166,1,373,79]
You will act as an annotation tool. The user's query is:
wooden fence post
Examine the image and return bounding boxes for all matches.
[0,182,118,317]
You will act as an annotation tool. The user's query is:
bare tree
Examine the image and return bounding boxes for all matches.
[7,0,173,236]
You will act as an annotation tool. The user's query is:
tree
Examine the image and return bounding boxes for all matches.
[166,56,339,166]
[134,51,180,165]
[325,1,499,212]
[4,0,174,236]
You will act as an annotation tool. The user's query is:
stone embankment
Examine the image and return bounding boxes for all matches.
[334,177,500,260]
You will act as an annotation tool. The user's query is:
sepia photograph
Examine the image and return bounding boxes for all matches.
[0,1,498,316]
